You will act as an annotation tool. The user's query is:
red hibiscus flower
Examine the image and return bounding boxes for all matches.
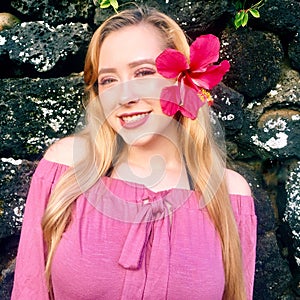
[156,34,230,119]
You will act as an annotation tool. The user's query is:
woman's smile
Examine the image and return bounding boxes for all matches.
[119,111,151,128]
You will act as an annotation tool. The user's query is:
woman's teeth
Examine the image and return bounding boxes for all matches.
[122,113,149,123]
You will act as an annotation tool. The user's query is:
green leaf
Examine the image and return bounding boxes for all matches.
[235,11,245,22]
[110,0,119,12]
[110,0,119,9]
[234,18,243,29]
[234,11,245,29]
[234,13,244,28]
[100,3,111,8]
[234,21,240,29]
[249,9,260,18]
[100,0,111,8]
[241,13,249,27]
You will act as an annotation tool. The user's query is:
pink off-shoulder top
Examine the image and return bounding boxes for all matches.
[11,158,257,300]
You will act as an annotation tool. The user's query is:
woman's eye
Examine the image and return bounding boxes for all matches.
[99,77,116,85]
[135,68,156,77]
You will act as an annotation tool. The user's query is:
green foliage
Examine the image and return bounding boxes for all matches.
[98,0,119,13]
[234,0,265,29]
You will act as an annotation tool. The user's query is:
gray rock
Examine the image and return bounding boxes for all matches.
[250,0,300,35]
[11,0,94,26]
[0,76,84,159]
[234,65,300,160]
[93,0,230,34]
[0,258,15,300]
[246,66,300,121]
[211,83,244,137]
[0,21,92,75]
[231,161,276,235]
[225,161,294,298]
[159,0,229,36]
[250,109,300,159]
[220,28,284,100]
[284,161,300,271]
[288,31,300,72]
[255,232,293,300]
[0,159,36,239]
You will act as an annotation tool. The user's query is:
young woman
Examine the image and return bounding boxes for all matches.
[11,6,257,300]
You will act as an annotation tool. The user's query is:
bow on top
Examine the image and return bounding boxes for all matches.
[155,34,230,120]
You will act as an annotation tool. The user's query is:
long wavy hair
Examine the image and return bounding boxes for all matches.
[42,6,245,299]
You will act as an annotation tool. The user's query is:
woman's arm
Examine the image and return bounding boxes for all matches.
[11,159,68,299]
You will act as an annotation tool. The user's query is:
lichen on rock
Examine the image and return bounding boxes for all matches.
[0,76,84,159]
[0,21,92,74]
[284,161,300,267]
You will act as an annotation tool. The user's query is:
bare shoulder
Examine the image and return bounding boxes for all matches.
[44,136,88,167]
[225,169,252,196]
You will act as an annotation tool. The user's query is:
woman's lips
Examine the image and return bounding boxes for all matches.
[119,112,151,129]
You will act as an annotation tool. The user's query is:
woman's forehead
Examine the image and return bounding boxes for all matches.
[98,24,166,66]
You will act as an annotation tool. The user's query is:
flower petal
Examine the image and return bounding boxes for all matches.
[182,73,200,91]
[179,85,205,119]
[190,34,221,71]
[190,60,230,89]
[160,86,181,116]
[156,49,189,78]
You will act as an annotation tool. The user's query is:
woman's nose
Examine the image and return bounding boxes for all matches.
[118,80,140,105]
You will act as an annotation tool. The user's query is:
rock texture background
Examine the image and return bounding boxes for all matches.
[0,0,299,299]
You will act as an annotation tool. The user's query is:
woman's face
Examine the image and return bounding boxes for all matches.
[97,24,177,146]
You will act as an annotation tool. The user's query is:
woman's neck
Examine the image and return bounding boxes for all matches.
[112,134,190,191]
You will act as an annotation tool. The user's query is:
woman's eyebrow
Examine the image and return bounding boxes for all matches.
[98,67,116,76]
[128,58,156,68]
[98,59,156,76]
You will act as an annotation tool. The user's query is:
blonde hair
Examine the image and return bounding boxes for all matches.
[42,6,245,299]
